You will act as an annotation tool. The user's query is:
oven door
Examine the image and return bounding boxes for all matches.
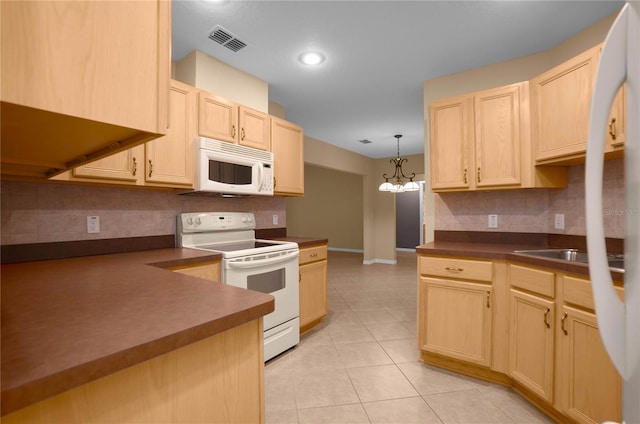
[222,248,299,332]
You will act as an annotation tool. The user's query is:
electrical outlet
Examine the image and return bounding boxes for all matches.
[554,213,565,230]
[87,216,100,233]
[272,214,279,225]
[488,214,498,228]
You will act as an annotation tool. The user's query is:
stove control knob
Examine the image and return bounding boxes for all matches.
[241,216,248,223]
[186,217,193,225]
[195,217,201,225]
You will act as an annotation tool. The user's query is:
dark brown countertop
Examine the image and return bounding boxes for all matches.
[417,241,625,282]
[1,248,275,416]
[270,236,329,248]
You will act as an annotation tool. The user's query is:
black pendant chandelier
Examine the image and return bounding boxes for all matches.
[378,134,419,193]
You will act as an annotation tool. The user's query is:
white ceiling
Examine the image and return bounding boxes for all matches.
[171,0,623,159]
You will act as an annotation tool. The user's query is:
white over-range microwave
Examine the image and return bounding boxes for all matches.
[186,137,274,196]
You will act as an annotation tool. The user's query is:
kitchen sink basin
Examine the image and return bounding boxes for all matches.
[514,249,589,263]
[513,249,625,271]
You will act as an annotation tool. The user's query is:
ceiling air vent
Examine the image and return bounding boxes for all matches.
[359,139,372,144]
[208,26,248,52]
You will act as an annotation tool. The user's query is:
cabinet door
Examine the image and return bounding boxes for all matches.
[531,46,600,163]
[1,1,170,179]
[239,107,270,151]
[419,277,492,366]
[509,289,555,402]
[558,305,621,424]
[474,84,521,187]
[429,96,473,190]
[198,92,238,143]
[1,1,169,134]
[299,260,328,331]
[145,80,196,187]
[71,146,142,184]
[271,117,304,196]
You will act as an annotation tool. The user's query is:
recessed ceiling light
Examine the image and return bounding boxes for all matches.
[298,52,325,66]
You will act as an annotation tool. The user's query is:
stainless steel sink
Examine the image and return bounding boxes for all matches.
[513,249,625,271]
[514,249,589,263]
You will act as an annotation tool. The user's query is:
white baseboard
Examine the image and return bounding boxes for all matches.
[362,259,398,265]
[396,248,417,252]
[327,247,364,253]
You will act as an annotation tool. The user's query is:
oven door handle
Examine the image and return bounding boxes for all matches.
[227,251,299,269]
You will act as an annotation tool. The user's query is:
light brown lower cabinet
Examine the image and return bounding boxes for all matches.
[298,244,328,332]
[419,277,492,366]
[509,288,555,403]
[168,260,221,282]
[418,254,622,424]
[1,320,265,424]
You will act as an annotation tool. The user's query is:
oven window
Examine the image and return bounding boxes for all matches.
[247,269,285,294]
[208,160,252,185]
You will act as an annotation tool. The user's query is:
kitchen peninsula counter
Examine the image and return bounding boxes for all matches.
[1,248,274,418]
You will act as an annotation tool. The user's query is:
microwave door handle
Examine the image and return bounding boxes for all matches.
[258,164,265,191]
[227,251,299,269]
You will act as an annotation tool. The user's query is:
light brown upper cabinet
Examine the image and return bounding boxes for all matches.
[531,44,626,165]
[144,80,197,187]
[430,95,473,191]
[429,82,566,192]
[271,117,304,196]
[531,45,599,164]
[474,84,523,188]
[198,92,271,151]
[1,1,170,179]
[52,80,197,189]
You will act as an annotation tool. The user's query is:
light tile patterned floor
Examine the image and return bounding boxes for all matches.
[265,251,553,424]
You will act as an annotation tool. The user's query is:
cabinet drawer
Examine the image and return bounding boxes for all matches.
[509,264,555,298]
[419,256,492,282]
[562,275,624,310]
[299,245,327,265]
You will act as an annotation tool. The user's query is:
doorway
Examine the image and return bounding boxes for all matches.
[395,182,424,250]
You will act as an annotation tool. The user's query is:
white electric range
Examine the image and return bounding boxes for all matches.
[177,212,299,361]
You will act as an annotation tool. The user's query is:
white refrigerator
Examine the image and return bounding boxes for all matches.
[586,2,640,424]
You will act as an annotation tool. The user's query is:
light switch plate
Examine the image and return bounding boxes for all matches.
[272,214,279,225]
[554,213,565,230]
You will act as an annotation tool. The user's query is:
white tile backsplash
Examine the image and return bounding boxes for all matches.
[1,181,286,245]
[435,159,625,239]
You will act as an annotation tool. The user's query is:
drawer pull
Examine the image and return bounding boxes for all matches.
[310,253,318,258]
[477,167,481,183]
[561,312,568,335]
[232,125,236,138]
[445,267,464,272]
[544,307,551,328]
[486,291,491,308]
[132,157,137,176]
[463,168,468,184]
[148,160,153,177]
